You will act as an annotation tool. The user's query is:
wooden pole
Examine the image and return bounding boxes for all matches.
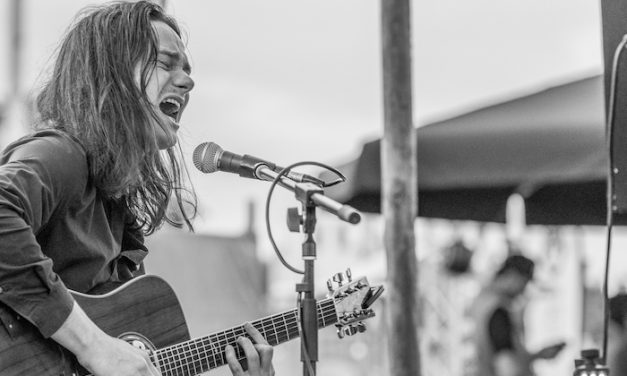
[9,0,21,97]
[380,1,420,375]
[0,0,24,150]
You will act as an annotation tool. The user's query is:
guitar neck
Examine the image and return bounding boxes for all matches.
[154,298,337,376]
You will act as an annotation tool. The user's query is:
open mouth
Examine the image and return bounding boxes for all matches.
[159,97,182,122]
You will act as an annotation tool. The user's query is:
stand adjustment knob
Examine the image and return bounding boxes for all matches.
[286,207,301,232]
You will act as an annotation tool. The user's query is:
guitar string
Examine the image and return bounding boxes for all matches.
[158,309,337,376]
[156,305,338,375]
[155,303,339,374]
[156,306,336,374]
[157,302,335,359]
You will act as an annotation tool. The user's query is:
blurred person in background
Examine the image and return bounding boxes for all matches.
[607,292,627,374]
[470,254,564,376]
[0,1,274,376]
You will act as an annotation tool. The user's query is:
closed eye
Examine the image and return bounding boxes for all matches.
[158,50,191,74]
[157,59,172,70]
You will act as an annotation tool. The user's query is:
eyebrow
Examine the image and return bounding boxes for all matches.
[158,49,192,73]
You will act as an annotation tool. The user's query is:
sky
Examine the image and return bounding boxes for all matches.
[0,0,605,235]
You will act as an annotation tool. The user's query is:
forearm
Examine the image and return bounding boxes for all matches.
[50,301,108,364]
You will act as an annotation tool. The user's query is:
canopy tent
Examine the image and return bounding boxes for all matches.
[324,75,616,225]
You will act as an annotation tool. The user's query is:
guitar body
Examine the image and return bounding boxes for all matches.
[0,275,190,376]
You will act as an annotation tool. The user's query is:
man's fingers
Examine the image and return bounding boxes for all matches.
[243,322,269,345]
[130,344,161,376]
[146,359,161,376]
[225,323,275,376]
[254,343,274,371]
[238,336,261,370]
[225,344,244,375]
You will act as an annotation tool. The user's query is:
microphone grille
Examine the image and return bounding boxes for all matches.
[192,142,222,173]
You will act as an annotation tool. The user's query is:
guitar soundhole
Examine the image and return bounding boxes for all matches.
[117,332,162,371]
[119,332,155,350]
[119,332,158,367]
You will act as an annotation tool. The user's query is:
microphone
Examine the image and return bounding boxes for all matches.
[193,141,361,224]
[192,142,325,185]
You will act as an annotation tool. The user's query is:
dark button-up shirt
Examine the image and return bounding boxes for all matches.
[0,129,146,337]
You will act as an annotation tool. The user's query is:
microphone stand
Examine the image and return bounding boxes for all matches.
[294,185,319,376]
[256,167,361,376]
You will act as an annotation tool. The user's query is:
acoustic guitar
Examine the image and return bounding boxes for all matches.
[0,270,383,376]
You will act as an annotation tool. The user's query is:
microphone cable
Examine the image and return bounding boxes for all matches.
[264,161,346,274]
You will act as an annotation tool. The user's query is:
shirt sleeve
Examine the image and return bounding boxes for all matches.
[0,132,86,337]
[488,307,514,352]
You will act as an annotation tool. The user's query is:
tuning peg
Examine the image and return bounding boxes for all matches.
[326,279,334,292]
[343,325,359,336]
[337,291,350,299]
[332,273,344,286]
[346,268,352,282]
[336,327,345,339]
[357,322,367,333]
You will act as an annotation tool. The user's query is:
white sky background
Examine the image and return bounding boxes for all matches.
[0,0,604,236]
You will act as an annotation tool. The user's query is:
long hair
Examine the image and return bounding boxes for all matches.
[35,0,196,234]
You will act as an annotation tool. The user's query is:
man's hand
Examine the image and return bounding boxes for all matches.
[78,335,161,376]
[51,302,161,376]
[225,322,275,376]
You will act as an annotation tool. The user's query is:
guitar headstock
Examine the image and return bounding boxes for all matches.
[326,268,384,339]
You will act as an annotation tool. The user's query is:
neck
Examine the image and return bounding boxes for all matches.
[153,298,337,375]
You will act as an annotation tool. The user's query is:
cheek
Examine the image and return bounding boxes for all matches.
[146,72,167,99]
[137,67,165,103]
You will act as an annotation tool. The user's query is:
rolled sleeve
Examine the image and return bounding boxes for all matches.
[0,208,75,337]
[0,132,86,337]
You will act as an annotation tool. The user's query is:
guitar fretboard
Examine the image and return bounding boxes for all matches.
[154,298,337,376]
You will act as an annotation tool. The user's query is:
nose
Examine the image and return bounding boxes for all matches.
[174,70,195,92]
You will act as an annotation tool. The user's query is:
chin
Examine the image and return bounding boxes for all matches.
[154,125,179,150]
[158,138,177,150]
